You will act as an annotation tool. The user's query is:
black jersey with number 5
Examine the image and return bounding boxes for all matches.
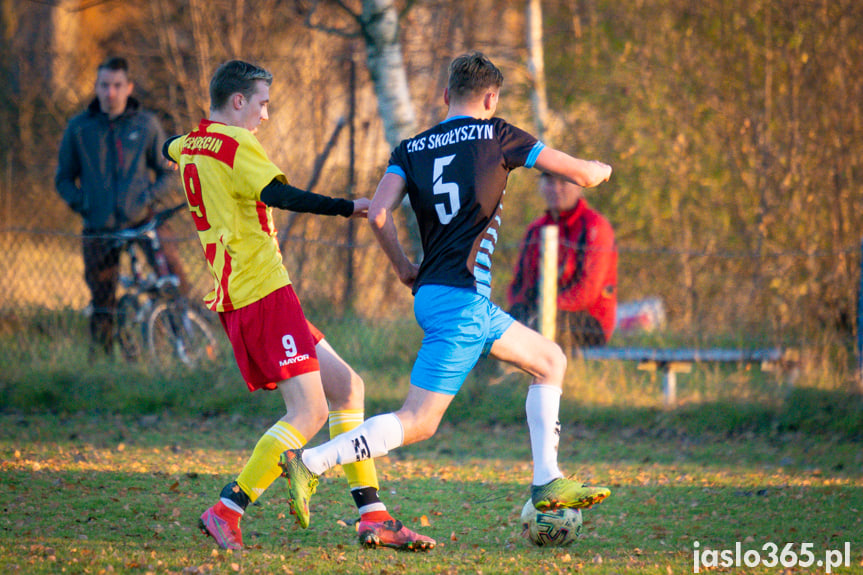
[386,116,543,297]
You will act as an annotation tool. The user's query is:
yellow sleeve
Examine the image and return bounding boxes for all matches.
[233,131,287,201]
[167,135,185,163]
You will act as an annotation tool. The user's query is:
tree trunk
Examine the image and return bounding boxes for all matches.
[361,0,416,148]
[526,0,550,144]
[360,0,422,259]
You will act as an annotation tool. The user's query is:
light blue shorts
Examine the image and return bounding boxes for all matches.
[411,284,515,395]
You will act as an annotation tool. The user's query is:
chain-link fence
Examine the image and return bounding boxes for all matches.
[3,212,857,356]
[0,207,410,345]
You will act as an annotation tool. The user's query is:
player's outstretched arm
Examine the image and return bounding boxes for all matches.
[260,179,356,217]
[369,173,419,288]
[533,147,612,188]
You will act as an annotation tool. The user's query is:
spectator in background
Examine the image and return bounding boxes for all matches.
[55,56,183,355]
[508,171,617,351]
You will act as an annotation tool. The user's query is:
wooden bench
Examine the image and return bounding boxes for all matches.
[578,346,794,407]
[530,227,798,406]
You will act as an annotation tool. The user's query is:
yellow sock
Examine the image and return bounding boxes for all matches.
[237,421,306,502]
[329,409,379,490]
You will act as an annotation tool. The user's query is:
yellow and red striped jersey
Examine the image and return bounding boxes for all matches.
[168,119,290,312]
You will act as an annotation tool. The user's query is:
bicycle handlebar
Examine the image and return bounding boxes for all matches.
[110,204,187,242]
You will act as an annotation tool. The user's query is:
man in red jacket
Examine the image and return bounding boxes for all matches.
[508,172,617,351]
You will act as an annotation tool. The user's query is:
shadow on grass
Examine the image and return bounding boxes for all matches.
[2,460,861,574]
[3,333,862,443]
[3,370,862,444]
[447,368,863,441]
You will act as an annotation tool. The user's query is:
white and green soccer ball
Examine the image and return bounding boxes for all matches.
[520,498,583,547]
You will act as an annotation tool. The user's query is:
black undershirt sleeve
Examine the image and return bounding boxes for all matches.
[162,135,181,162]
[260,178,354,217]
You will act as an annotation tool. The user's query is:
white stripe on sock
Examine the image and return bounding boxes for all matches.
[266,424,303,449]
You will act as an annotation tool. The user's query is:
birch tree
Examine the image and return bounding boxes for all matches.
[525,0,550,143]
[359,0,417,147]
[301,0,422,257]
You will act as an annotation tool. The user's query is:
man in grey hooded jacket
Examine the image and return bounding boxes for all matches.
[56,56,178,355]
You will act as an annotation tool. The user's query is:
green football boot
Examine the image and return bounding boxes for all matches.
[531,478,610,511]
[278,449,319,529]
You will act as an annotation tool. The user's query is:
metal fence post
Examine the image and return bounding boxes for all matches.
[5,151,10,229]
[538,225,558,340]
[858,237,863,389]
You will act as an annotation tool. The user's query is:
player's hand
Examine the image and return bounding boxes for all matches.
[396,261,420,289]
[351,197,371,218]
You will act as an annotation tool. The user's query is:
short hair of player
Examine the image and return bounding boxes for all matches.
[98,56,129,75]
[209,60,274,112]
[447,51,504,101]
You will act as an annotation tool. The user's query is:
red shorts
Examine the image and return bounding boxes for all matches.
[219,285,323,391]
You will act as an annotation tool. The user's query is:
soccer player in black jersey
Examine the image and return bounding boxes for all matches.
[281,52,613,528]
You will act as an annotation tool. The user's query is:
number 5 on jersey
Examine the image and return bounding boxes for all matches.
[433,154,460,224]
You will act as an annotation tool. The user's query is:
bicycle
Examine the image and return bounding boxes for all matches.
[112,204,219,367]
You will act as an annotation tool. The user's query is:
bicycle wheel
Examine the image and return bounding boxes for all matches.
[145,301,219,367]
[116,294,146,362]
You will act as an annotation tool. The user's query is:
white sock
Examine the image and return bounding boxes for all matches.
[526,384,564,486]
[220,498,244,515]
[356,500,387,515]
[303,413,404,476]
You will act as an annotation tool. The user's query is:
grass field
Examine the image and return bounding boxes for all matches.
[2,408,862,574]
[2,313,862,573]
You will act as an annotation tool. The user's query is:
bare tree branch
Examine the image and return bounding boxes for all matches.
[397,0,417,21]
[332,0,361,21]
[301,0,361,38]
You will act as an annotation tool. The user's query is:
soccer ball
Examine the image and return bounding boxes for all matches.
[520,499,582,547]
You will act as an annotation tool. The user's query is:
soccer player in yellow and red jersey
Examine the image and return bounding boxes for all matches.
[165,60,434,552]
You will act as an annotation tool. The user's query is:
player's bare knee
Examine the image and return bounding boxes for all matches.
[410,419,439,443]
[397,413,440,444]
[552,342,567,375]
[537,341,567,384]
[345,373,366,406]
[419,418,441,441]
[286,395,329,432]
[339,388,365,411]
[327,374,365,411]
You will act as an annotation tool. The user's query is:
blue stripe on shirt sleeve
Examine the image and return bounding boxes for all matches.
[525,141,545,168]
[385,165,407,180]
